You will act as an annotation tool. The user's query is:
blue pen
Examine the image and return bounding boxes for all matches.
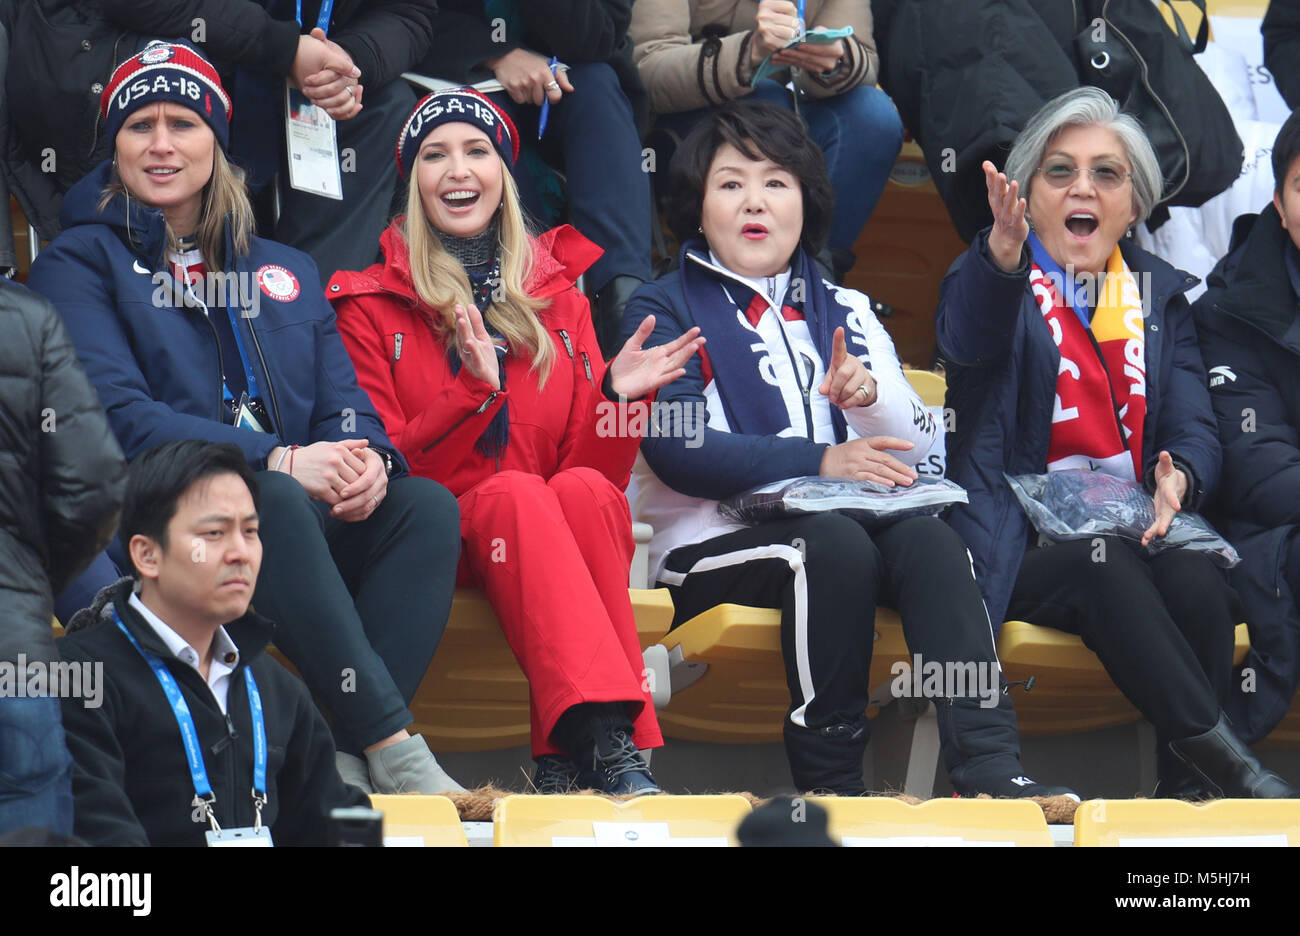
[538,56,559,140]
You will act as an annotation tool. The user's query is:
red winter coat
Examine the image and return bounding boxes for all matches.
[327,223,641,495]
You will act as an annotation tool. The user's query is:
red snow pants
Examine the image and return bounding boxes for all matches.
[455,467,664,758]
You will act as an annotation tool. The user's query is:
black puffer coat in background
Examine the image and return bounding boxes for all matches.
[0,279,125,664]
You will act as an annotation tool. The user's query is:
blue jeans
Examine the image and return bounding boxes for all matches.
[0,697,73,837]
[655,81,904,252]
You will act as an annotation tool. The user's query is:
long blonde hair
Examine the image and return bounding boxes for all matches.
[101,144,254,269]
[401,162,554,386]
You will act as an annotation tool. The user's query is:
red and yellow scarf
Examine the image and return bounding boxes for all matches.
[1029,246,1146,480]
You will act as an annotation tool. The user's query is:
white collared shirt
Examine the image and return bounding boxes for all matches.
[129,593,241,715]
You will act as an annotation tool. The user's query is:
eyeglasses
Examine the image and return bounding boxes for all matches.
[1035,163,1132,191]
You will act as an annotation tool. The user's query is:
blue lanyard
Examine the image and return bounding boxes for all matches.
[296,0,335,33]
[180,276,263,405]
[114,611,267,827]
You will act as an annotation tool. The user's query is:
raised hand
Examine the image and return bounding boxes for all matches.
[1142,450,1188,547]
[818,326,876,409]
[819,436,917,487]
[983,160,1029,274]
[608,315,705,400]
[454,303,501,390]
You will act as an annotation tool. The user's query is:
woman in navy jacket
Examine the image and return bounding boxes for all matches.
[938,87,1294,799]
[629,101,1074,799]
[27,41,464,796]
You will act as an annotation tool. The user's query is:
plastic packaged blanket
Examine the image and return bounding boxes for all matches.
[719,476,968,528]
[1005,469,1240,567]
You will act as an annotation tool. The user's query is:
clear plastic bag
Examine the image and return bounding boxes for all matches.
[719,476,969,528]
[1005,469,1240,567]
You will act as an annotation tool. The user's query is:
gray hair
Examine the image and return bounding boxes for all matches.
[1004,86,1163,226]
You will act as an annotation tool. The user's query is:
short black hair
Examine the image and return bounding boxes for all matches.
[120,440,260,577]
[664,99,836,258]
[1273,109,1300,194]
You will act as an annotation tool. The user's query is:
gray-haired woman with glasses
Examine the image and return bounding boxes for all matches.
[936,87,1296,799]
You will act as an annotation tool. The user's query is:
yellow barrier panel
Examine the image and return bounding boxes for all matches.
[811,796,1053,847]
[369,794,468,847]
[1074,798,1300,846]
[493,794,752,847]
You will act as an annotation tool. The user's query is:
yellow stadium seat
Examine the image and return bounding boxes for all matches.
[901,368,947,408]
[1000,622,1250,737]
[492,794,752,847]
[655,605,911,743]
[811,796,1053,846]
[369,794,468,847]
[1074,798,1300,846]
[406,588,674,751]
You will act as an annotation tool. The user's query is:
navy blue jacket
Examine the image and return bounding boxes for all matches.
[26,161,403,473]
[1193,204,1300,743]
[936,229,1216,631]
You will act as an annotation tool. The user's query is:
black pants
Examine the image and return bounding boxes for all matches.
[1006,537,1235,741]
[274,78,418,282]
[660,514,1002,732]
[251,471,460,754]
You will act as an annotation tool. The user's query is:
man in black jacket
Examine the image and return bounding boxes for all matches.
[59,441,368,846]
[0,280,125,837]
[1194,110,1300,746]
[417,0,652,355]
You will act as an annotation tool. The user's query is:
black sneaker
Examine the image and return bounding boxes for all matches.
[579,727,661,797]
[954,759,1080,800]
[532,755,583,795]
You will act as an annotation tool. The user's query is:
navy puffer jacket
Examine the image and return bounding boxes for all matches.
[936,229,1216,631]
[26,161,403,474]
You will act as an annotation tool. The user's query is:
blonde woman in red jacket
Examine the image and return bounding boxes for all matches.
[329,90,702,794]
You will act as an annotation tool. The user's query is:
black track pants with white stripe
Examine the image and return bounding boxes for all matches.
[659,514,1001,731]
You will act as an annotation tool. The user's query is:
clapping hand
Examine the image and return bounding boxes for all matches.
[608,315,705,400]
[454,303,501,390]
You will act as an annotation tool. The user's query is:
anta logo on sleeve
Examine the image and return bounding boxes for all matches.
[1208,365,1238,388]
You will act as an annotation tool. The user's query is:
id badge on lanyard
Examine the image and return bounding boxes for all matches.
[114,613,273,846]
[285,0,343,200]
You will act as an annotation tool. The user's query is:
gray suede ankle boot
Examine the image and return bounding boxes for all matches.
[366,735,466,794]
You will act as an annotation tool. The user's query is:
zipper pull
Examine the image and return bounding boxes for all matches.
[580,351,594,386]
[475,390,500,414]
[558,329,574,358]
[393,332,403,363]
[211,713,239,755]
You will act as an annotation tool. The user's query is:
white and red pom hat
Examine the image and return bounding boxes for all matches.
[101,40,232,150]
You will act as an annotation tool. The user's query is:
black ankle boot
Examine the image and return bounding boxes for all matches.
[783,718,869,795]
[937,693,1079,800]
[1168,713,1298,798]
[553,702,660,796]
[593,275,645,359]
[1154,742,1212,800]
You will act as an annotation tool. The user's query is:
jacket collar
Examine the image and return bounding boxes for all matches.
[333,220,603,306]
[1204,204,1300,351]
[108,578,275,665]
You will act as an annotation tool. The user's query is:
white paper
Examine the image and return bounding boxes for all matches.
[383,836,425,847]
[285,83,343,200]
[1117,834,1290,847]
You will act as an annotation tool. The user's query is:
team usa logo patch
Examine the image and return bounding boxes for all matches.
[140,45,174,65]
[256,264,300,302]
